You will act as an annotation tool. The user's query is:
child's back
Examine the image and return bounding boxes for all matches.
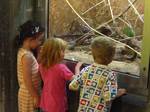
[70,63,117,112]
[69,36,117,112]
[39,63,73,112]
[39,38,79,112]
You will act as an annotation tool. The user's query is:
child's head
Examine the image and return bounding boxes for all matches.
[91,36,115,65]
[40,38,67,68]
[14,20,45,50]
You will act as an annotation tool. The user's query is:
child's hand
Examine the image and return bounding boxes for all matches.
[37,46,43,63]
[117,88,127,97]
[33,95,40,108]
[75,62,83,75]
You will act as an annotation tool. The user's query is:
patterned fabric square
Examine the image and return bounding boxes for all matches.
[90,99,97,108]
[86,87,95,94]
[103,85,109,92]
[97,77,106,89]
[89,67,95,74]
[91,81,97,88]
[95,90,101,96]
[102,71,109,77]
[82,73,88,79]
[88,73,94,79]
[83,93,91,99]
[111,92,117,98]
[93,96,99,103]
[80,99,89,105]
[99,98,105,104]
[93,75,99,81]
[87,107,95,112]
[109,72,116,81]
[111,87,117,93]
[95,69,102,75]
[79,106,87,112]
[103,91,111,102]
[86,80,92,86]
[97,104,104,110]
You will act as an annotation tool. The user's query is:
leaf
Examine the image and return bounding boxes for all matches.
[123,27,135,37]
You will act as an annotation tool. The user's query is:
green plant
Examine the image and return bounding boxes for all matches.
[123,26,135,37]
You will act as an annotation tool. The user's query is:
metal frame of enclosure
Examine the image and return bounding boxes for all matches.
[142,0,150,89]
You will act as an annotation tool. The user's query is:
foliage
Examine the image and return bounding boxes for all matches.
[123,26,135,37]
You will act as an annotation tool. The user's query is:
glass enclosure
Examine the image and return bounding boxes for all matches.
[1,0,150,112]
[49,0,144,75]
[49,0,146,93]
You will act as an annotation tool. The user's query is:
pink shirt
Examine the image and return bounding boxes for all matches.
[39,64,73,112]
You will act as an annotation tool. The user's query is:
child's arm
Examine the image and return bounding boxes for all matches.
[69,62,83,90]
[69,78,80,91]
[74,62,83,75]
[117,88,127,97]
[22,54,40,108]
[103,71,118,102]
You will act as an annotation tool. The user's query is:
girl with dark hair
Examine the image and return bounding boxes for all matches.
[15,20,44,112]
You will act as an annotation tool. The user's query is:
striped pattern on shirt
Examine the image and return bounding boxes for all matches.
[17,48,41,112]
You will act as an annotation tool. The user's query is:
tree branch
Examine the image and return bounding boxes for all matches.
[65,0,141,56]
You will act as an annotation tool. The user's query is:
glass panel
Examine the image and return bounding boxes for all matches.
[49,0,144,78]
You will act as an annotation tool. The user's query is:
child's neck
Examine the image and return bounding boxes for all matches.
[22,42,30,51]
[94,60,108,66]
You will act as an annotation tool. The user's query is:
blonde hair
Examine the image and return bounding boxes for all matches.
[91,36,115,65]
[40,38,67,68]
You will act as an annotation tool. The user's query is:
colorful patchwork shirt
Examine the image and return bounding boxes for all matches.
[69,63,118,112]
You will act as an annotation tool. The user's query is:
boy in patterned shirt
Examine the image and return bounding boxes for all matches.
[69,36,124,112]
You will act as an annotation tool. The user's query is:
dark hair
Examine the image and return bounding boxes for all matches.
[14,20,44,49]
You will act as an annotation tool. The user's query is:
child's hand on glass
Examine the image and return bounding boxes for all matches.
[75,62,83,75]
[117,88,127,97]
[33,95,40,108]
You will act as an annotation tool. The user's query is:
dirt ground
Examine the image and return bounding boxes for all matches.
[65,49,140,76]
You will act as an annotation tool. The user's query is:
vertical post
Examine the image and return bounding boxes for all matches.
[141,0,150,88]
[141,0,150,111]
[45,0,49,39]
[33,0,49,39]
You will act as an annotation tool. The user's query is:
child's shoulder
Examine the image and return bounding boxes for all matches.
[55,63,69,70]
[80,64,92,73]
[57,63,66,67]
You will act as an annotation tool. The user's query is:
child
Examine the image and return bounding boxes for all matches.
[69,36,122,112]
[15,20,45,112]
[39,38,81,112]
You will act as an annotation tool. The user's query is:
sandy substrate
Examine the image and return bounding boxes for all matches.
[65,51,140,76]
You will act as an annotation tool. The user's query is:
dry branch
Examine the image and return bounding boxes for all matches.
[54,34,82,38]
[107,0,115,23]
[97,0,138,29]
[65,0,141,56]
[81,0,105,15]
[128,0,144,23]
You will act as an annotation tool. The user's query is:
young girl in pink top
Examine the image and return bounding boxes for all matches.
[39,38,81,112]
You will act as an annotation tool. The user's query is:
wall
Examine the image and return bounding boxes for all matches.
[0,0,46,112]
